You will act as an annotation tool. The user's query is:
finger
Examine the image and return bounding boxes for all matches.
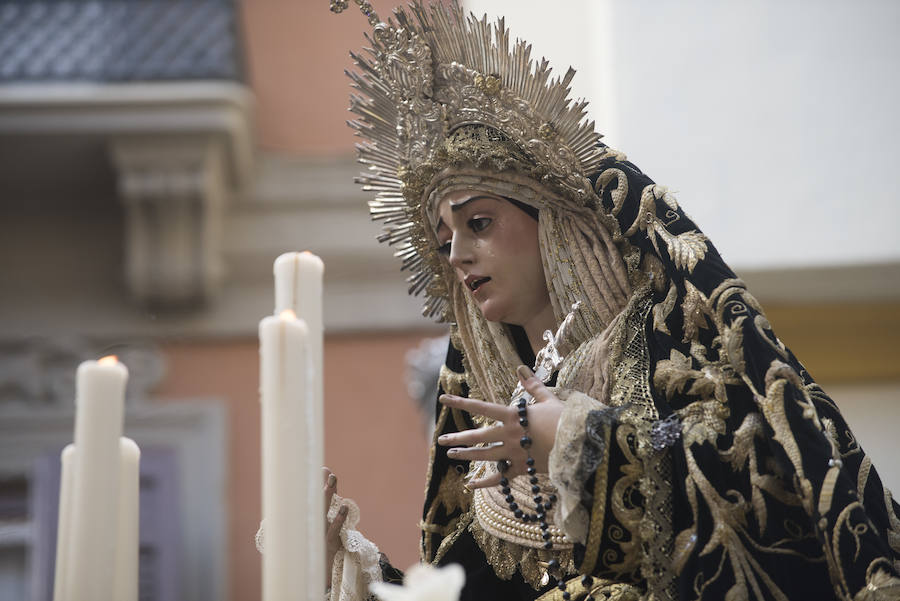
[467,471,505,489]
[323,469,337,514]
[439,394,510,421]
[516,365,555,403]
[446,443,514,462]
[437,424,506,447]
[328,504,349,541]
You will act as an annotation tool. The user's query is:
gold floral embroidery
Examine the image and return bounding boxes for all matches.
[599,291,678,599]
[652,282,678,335]
[624,184,708,273]
[581,416,612,575]
[421,404,470,562]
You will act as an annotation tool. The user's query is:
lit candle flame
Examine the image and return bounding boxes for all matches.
[280,309,297,320]
[98,355,118,366]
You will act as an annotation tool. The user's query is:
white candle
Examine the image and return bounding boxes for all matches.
[113,437,141,601]
[261,311,322,600]
[272,251,325,598]
[52,444,75,601]
[67,356,128,601]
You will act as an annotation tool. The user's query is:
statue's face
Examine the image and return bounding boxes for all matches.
[435,190,550,327]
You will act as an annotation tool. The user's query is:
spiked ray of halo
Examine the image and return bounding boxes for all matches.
[331,0,607,319]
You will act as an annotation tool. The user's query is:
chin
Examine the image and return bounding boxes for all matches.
[475,299,511,324]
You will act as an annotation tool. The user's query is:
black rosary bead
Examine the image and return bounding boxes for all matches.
[581,575,594,588]
[562,592,571,600]
[497,386,558,550]
[548,493,557,503]
[557,580,567,591]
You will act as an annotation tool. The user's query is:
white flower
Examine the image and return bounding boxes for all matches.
[369,563,465,601]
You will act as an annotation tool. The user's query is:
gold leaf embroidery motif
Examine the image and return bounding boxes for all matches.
[625,184,708,273]
[681,281,712,343]
[653,282,678,335]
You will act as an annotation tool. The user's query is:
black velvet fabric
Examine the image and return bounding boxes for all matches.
[389,157,900,600]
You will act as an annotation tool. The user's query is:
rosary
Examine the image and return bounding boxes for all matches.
[496,303,597,596]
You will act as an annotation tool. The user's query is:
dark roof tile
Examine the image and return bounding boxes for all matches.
[0,0,243,83]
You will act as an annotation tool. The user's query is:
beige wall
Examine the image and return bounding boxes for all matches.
[155,332,432,601]
[241,0,396,156]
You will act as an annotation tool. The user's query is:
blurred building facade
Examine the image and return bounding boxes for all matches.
[0,1,898,600]
[0,1,434,599]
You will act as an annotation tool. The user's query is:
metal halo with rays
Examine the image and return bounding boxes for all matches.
[331,0,607,320]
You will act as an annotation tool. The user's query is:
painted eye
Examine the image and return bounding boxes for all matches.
[437,241,451,256]
[469,217,491,233]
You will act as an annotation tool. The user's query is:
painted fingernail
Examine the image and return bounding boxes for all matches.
[327,473,336,487]
[437,434,449,443]
[447,448,458,456]
[517,365,534,381]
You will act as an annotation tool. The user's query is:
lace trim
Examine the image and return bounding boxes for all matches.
[327,495,383,601]
[254,494,382,601]
[612,294,677,600]
[548,390,609,544]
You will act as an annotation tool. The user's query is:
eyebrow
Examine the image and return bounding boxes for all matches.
[435,195,496,233]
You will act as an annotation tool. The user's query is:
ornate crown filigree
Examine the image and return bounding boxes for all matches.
[331,0,607,319]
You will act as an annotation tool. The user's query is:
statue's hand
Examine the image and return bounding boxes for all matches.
[436,365,563,488]
[323,467,349,588]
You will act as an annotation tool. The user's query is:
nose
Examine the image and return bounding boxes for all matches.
[447,234,472,269]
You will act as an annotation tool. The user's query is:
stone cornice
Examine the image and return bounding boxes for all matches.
[0,82,254,188]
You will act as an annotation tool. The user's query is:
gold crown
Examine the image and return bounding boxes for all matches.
[331,0,608,319]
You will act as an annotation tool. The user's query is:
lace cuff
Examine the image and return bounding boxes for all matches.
[255,494,383,601]
[326,494,383,601]
[547,389,610,544]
